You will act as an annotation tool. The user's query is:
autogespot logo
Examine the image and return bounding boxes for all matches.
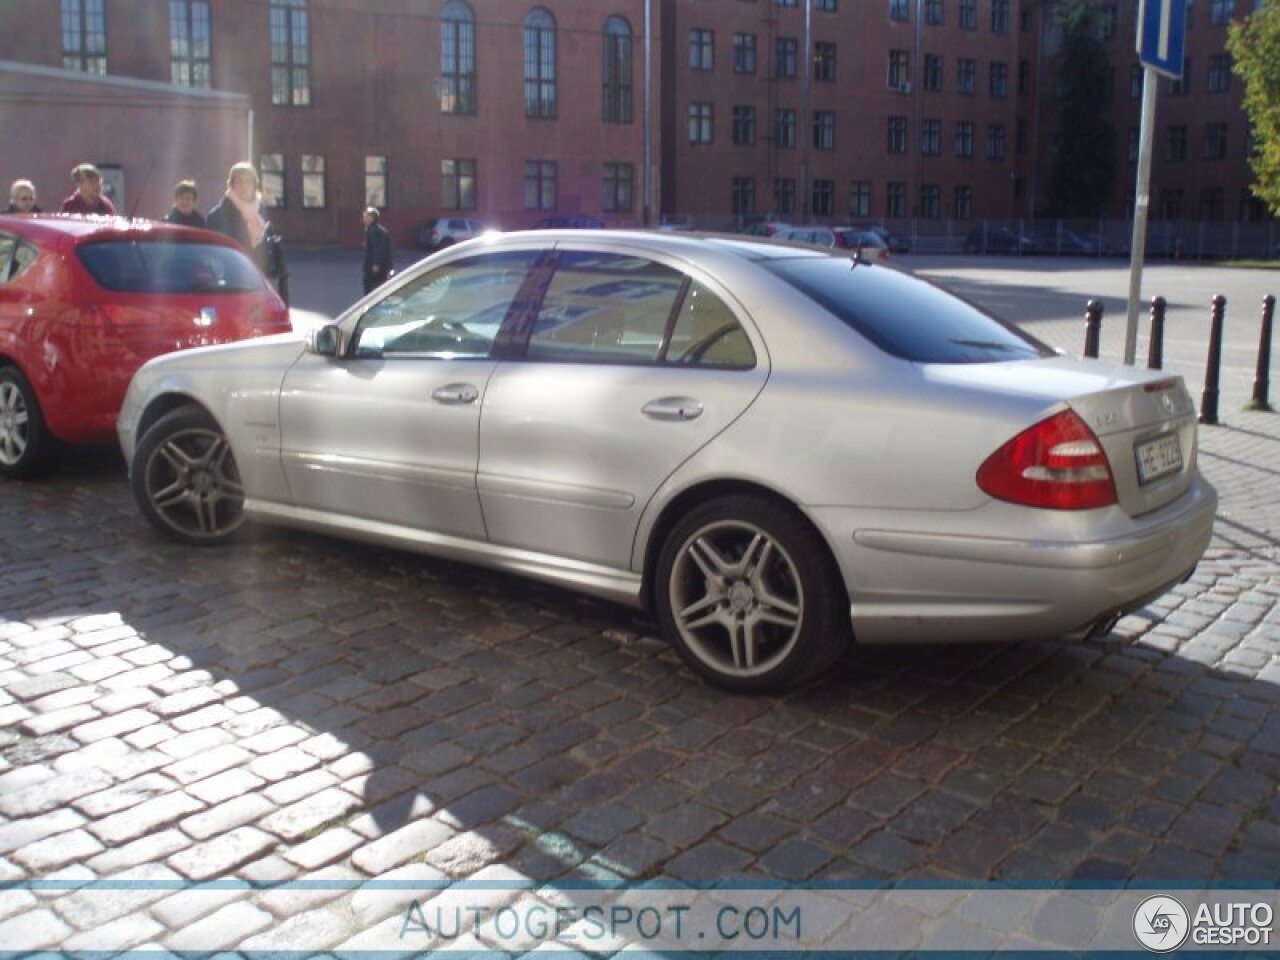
[1134,895,1191,952]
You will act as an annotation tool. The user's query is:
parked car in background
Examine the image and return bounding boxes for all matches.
[963,226,1040,255]
[739,220,793,237]
[775,226,891,260]
[856,224,911,254]
[417,217,492,250]
[532,215,605,230]
[120,230,1214,693]
[0,214,290,479]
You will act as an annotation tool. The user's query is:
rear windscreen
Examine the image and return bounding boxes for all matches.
[764,257,1053,364]
[77,240,266,294]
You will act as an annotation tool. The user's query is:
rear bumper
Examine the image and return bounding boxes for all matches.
[819,475,1217,645]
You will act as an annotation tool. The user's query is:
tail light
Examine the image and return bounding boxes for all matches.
[976,409,1117,510]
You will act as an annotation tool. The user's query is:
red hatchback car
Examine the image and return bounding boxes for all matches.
[0,215,290,478]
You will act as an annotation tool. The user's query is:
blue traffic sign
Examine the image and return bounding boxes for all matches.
[1136,0,1187,79]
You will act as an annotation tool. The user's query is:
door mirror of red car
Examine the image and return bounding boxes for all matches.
[309,324,342,357]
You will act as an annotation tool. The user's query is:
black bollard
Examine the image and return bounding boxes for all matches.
[1147,296,1166,370]
[1083,300,1103,359]
[1199,295,1226,426]
[1248,294,1275,411]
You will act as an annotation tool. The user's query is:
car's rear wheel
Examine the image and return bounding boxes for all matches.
[132,405,246,545]
[0,366,58,480]
[656,495,850,693]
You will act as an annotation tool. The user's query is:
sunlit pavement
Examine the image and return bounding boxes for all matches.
[0,251,1276,952]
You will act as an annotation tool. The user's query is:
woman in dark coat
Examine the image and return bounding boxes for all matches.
[362,207,393,294]
[207,161,288,303]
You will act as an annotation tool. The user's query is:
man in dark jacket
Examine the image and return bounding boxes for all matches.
[164,180,206,228]
[362,207,393,295]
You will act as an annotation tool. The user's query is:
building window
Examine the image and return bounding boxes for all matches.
[732,177,756,216]
[1200,188,1224,220]
[442,158,476,209]
[888,115,908,154]
[924,54,943,91]
[524,8,556,118]
[921,184,941,219]
[959,0,977,29]
[62,0,107,74]
[957,57,976,94]
[270,0,310,107]
[1208,54,1231,93]
[169,0,210,87]
[733,105,757,145]
[776,37,798,78]
[301,154,325,208]
[688,103,713,143]
[1211,0,1233,25]
[812,180,835,217]
[922,119,941,155]
[991,0,1009,33]
[365,155,387,208]
[954,184,972,219]
[524,160,557,210]
[814,41,837,81]
[1129,126,1140,161]
[890,0,910,22]
[1018,59,1029,95]
[775,0,797,6]
[886,182,906,217]
[690,28,714,70]
[1204,122,1228,159]
[990,62,1008,98]
[260,153,285,208]
[1131,64,1143,97]
[733,33,757,73]
[774,108,797,148]
[441,0,476,114]
[603,16,633,124]
[955,120,974,156]
[1171,58,1192,96]
[814,111,835,150]
[1168,124,1188,161]
[774,179,796,216]
[850,180,871,218]
[987,124,1007,158]
[603,162,634,212]
[1100,5,1118,37]
[815,0,837,10]
[888,50,911,88]
[925,0,944,25]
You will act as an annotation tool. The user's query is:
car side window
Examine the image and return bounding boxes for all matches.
[10,242,38,282]
[352,250,539,360]
[527,252,684,364]
[666,281,756,368]
[0,234,15,284]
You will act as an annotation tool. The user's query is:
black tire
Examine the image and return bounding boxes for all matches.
[655,495,851,693]
[131,405,247,545]
[0,366,59,480]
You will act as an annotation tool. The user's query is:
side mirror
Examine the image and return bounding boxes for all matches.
[309,324,342,357]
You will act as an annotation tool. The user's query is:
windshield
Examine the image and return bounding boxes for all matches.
[764,258,1052,364]
[77,240,267,294]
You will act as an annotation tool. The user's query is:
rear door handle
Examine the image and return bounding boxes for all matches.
[431,382,480,405]
[642,397,703,421]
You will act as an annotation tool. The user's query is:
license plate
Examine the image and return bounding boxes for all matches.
[1135,432,1182,485]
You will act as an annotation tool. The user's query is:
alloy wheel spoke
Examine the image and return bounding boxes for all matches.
[738,534,770,577]
[152,480,193,512]
[688,536,731,580]
[160,439,199,473]
[679,591,720,625]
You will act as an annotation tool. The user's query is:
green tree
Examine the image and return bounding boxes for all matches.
[1043,0,1117,217]
[1229,4,1280,214]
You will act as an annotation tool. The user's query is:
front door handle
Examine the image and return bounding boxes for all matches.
[431,382,480,405]
[642,397,703,421]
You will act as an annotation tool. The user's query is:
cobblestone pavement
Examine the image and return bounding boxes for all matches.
[0,261,1278,952]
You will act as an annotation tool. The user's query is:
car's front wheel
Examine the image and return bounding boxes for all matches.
[655,495,850,693]
[132,405,246,545]
[0,366,58,480]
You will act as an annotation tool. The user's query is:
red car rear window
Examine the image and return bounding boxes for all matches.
[76,240,267,294]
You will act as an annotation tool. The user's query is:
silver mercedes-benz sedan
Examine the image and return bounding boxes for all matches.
[118,231,1216,693]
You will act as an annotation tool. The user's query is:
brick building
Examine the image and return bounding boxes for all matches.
[0,0,1263,250]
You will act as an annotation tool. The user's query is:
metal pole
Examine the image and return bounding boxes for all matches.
[1199,295,1226,426]
[1249,294,1275,411]
[643,0,652,227]
[801,0,812,221]
[1147,296,1166,370]
[1084,299,1103,359]
[1124,67,1160,365]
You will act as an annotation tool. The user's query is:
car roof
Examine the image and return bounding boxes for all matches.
[0,214,235,249]
[488,228,832,265]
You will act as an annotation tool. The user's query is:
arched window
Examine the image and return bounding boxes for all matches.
[603,16,633,124]
[524,8,556,118]
[441,0,476,114]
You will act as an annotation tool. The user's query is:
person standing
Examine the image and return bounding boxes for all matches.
[59,164,117,215]
[206,161,288,302]
[164,180,206,228]
[6,180,40,213]
[362,207,393,294]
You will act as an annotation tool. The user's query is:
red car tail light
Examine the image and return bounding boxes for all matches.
[976,409,1117,510]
